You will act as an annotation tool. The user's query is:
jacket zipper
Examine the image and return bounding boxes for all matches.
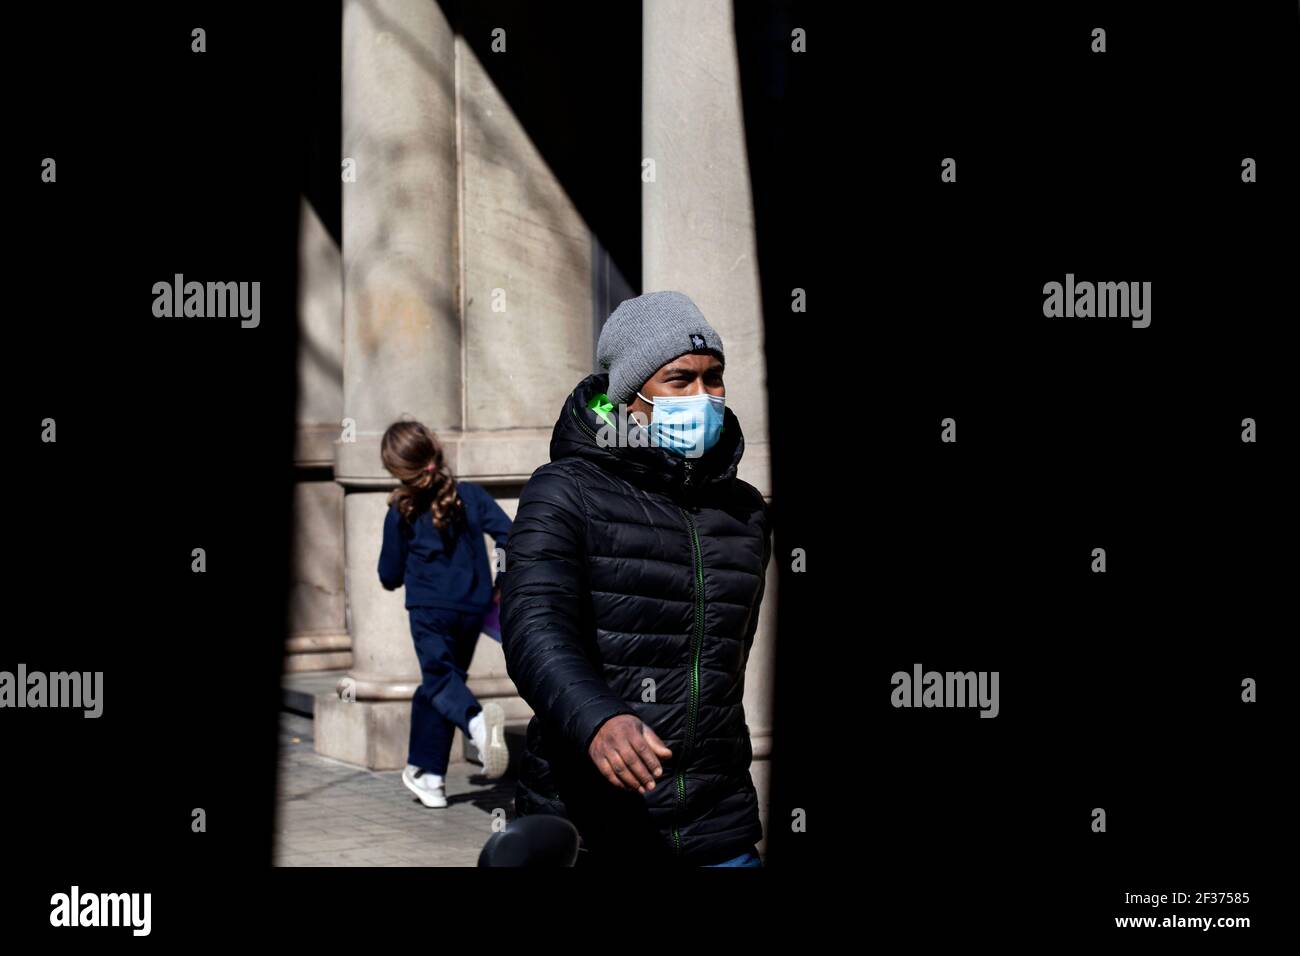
[672,506,705,854]
[571,404,599,440]
[574,395,705,854]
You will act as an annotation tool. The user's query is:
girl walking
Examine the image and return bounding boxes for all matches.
[378,421,512,808]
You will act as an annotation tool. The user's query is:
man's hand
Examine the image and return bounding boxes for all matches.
[588,714,673,794]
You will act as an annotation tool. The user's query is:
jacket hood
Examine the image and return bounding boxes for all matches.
[550,372,746,495]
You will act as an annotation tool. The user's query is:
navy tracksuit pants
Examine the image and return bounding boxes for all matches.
[407,606,485,775]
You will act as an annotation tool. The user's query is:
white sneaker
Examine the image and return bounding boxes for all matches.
[470,702,509,779]
[401,764,447,808]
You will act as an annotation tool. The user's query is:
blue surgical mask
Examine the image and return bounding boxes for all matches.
[635,390,725,458]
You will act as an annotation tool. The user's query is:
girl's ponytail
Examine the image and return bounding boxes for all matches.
[380,421,465,530]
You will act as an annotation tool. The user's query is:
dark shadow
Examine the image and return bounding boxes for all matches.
[732,0,817,869]
[321,0,640,358]
[445,0,642,301]
[301,2,342,247]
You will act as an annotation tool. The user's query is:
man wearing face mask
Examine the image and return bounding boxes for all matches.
[499,290,771,867]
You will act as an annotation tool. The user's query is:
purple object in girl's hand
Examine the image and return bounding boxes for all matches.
[481,600,502,643]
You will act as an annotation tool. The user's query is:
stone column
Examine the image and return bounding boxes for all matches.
[316,0,462,769]
[447,27,599,748]
[287,197,350,674]
[642,0,776,847]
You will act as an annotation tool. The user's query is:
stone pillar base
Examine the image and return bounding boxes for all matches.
[284,632,353,673]
[284,651,354,673]
[315,695,417,771]
[314,690,534,772]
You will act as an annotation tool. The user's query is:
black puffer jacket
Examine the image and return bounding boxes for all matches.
[499,372,771,866]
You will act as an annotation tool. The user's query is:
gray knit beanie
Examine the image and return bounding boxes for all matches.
[596,291,725,407]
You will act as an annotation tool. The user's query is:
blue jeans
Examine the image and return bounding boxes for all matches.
[407,606,484,774]
[702,845,762,867]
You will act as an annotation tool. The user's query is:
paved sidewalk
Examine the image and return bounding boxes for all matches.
[273,711,514,866]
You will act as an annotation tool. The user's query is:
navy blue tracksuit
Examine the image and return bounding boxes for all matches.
[378,481,512,774]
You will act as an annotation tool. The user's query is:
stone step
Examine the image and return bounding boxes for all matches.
[282,668,532,771]
[281,668,342,717]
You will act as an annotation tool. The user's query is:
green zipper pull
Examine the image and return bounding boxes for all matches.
[671,506,706,855]
[587,392,616,429]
